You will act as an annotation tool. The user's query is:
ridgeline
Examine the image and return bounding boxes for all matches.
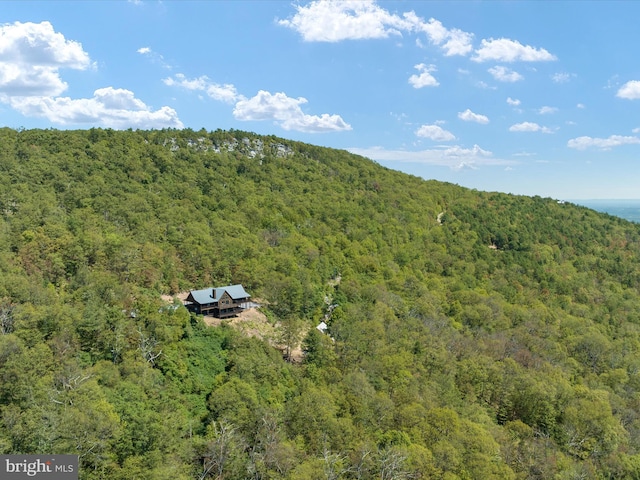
[1,127,640,479]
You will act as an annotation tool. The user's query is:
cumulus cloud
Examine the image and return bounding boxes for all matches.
[509,122,552,133]
[488,65,523,82]
[279,1,473,56]
[538,106,558,115]
[0,21,91,96]
[617,80,640,100]
[163,72,350,134]
[567,135,640,150]
[8,87,183,129]
[233,90,351,133]
[137,47,151,55]
[163,74,244,104]
[440,29,473,56]
[348,144,512,170]
[507,97,521,106]
[415,124,455,141]
[413,16,473,56]
[408,63,438,88]
[458,108,489,124]
[473,38,556,62]
[0,21,90,68]
[0,21,183,129]
[277,0,411,42]
[278,1,561,70]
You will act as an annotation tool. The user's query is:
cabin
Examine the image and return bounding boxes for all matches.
[184,284,251,319]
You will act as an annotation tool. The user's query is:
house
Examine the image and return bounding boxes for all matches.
[184,284,251,319]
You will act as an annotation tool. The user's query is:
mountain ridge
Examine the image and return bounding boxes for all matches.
[1,127,640,478]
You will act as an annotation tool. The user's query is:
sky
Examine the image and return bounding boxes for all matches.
[1,1,640,200]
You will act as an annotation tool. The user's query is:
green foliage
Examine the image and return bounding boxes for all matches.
[1,127,640,477]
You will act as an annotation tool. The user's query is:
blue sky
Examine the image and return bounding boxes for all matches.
[2,1,640,199]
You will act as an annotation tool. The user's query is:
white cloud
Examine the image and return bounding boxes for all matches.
[165,72,350,133]
[279,1,473,56]
[551,72,572,83]
[0,21,91,96]
[538,106,558,115]
[283,1,577,68]
[278,1,474,59]
[633,127,640,133]
[440,28,474,56]
[0,64,68,97]
[0,21,181,129]
[414,16,473,56]
[348,144,513,169]
[7,87,183,129]
[163,73,243,104]
[509,122,552,133]
[473,38,556,62]
[0,21,90,68]
[506,97,521,106]
[414,16,442,42]
[458,108,489,124]
[476,80,495,90]
[617,80,640,100]
[137,46,171,69]
[233,90,351,133]
[415,124,455,141]
[577,103,586,109]
[277,0,411,42]
[567,135,640,150]
[488,65,523,82]
[408,63,438,88]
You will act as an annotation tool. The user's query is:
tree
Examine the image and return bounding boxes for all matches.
[199,421,247,480]
[278,315,304,363]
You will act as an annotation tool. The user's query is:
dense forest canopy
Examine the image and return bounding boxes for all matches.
[1,127,640,479]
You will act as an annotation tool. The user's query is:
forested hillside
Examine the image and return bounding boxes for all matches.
[2,127,640,479]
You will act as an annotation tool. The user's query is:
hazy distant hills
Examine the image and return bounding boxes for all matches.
[2,127,640,478]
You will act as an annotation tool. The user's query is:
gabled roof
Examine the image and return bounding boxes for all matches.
[188,288,216,305]
[187,284,250,305]
[219,284,250,300]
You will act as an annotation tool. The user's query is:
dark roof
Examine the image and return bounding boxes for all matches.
[220,284,250,300]
[187,284,250,305]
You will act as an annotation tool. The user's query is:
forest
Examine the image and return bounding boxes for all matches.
[1,127,640,479]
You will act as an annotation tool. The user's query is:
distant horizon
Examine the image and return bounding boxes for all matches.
[570,199,640,202]
[568,199,640,223]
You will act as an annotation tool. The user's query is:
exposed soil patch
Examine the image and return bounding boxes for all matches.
[162,293,304,362]
[161,292,189,303]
